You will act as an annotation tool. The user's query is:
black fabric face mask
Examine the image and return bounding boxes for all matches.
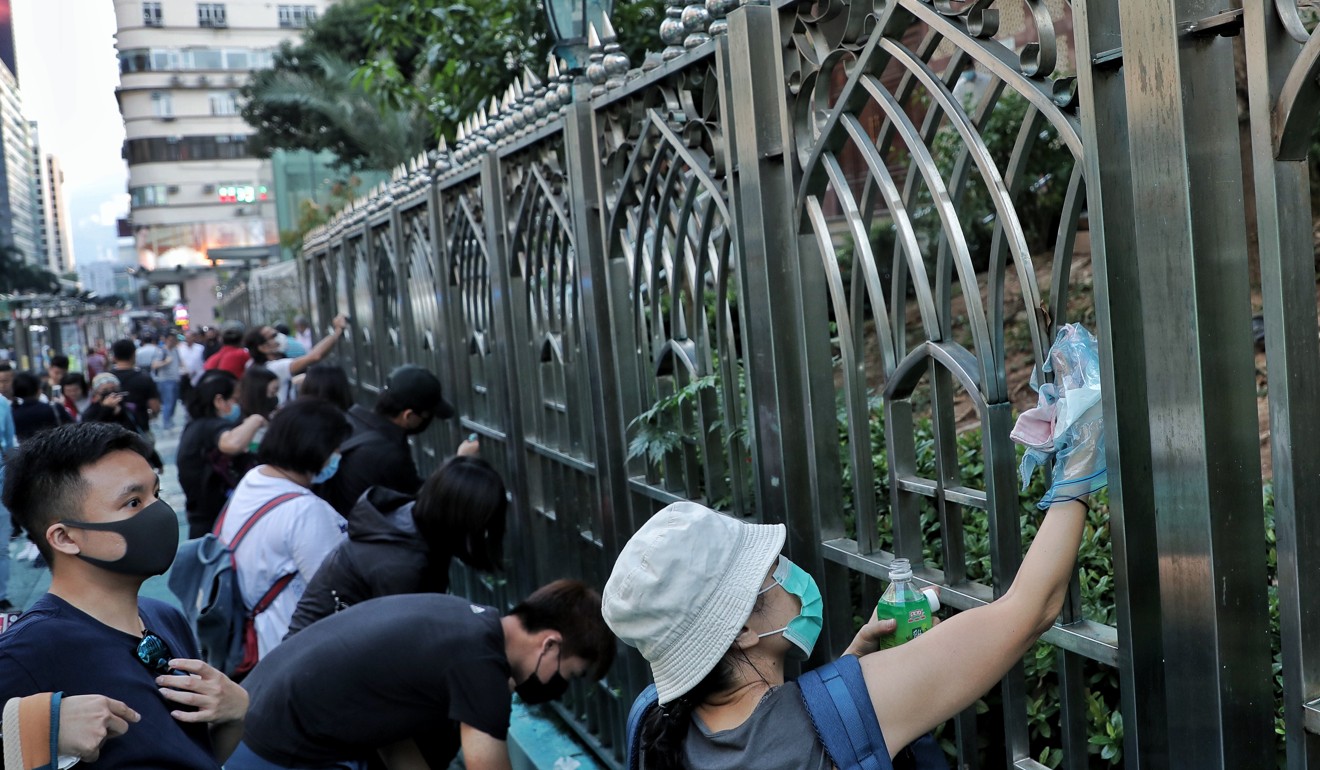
[516,647,571,705]
[60,499,180,577]
[405,413,435,436]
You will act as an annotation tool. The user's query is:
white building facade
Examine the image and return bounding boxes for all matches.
[113,0,329,268]
[38,153,73,275]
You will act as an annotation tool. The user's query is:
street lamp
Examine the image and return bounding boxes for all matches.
[544,0,613,71]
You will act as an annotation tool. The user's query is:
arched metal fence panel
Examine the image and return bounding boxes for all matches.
[287,1,1316,766]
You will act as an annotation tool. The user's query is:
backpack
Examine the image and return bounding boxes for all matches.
[625,654,948,770]
[167,491,305,680]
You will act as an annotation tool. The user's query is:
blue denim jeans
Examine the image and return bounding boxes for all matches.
[157,377,180,429]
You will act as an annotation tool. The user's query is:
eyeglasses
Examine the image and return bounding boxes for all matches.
[136,630,173,675]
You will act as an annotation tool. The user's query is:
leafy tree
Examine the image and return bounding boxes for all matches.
[241,0,426,170]
[243,0,665,167]
[352,0,555,140]
[355,0,662,140]
[0,245,58,294]
[244,52,432,171]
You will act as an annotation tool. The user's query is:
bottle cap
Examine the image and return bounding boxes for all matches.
[921,586,940,613]
[888,558,912,581]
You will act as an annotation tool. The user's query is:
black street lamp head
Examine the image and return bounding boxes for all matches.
[544,0,613,71]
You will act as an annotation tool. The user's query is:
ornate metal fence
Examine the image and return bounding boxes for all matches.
[278,0,1320,767]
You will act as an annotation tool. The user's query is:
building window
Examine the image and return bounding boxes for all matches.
[125,135,253,164]
[277,5,317,28]
[197,3,227,28]
[143,2,164,27]
[120,46,275,74]
[151,92,173,118]
[188,49,224,70]
[209,91,239,116]
[129,185,170,207]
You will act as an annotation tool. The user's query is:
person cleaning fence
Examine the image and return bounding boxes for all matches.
[603,323,1107,770]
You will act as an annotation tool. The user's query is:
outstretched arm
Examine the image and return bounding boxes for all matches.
[860,499,1087,753]
[863,322,1104,755]
[288,314,348,376]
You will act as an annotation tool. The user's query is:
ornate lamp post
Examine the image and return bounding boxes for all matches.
[544,0,613,71]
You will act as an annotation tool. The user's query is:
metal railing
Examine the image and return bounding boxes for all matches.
[231,1,1320,767]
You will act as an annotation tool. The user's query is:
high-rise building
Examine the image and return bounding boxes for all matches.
[0,65,41,264]
[112,0,330,267]
[37,153,73,275]
[29,121,47,263]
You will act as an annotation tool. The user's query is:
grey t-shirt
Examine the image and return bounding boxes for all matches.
[681,682,832,769]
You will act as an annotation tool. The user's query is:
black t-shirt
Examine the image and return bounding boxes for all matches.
[176,416,233,523]
[241,594,513,767]
[110,367,160,432]
[0,594,218,769]
[11,399,69,440]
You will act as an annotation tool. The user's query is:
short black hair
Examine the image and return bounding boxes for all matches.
[188,370,237,420]
[2,423,151,562]
[60,372,87,393]
[273,322,291,335]
[510,580,616,680]
[414,456,508,573]
[11,371,40,400]
[298,364,353,411]
[373,389,415,419]
[221,328,243,345]
[49,355,69,370]
[111,339,136,362]
[257,398,351,475]
[0,361,13,373]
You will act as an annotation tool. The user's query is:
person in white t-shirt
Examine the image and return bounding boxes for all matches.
[243,315,348,405]
[293,315,314,354]
[216,399,352,661]
[178,329,207,387]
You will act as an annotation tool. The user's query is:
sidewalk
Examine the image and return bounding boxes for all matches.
[3,423,187,612]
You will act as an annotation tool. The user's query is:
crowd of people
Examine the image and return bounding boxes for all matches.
[0,314,1108,770]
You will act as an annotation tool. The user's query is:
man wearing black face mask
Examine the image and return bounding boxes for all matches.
[226,580,615,770]
[0,423,249,769]
[317,364,474,518]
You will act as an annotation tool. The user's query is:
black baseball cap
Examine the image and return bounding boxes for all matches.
[384,365,455,419]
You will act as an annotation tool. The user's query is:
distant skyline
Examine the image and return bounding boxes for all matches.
[13,0,128,268]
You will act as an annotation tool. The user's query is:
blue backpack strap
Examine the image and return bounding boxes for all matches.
[799,654,892,770]
[625,684,659,770]
[799,655,949,770]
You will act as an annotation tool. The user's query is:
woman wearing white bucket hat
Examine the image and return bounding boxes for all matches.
[602,324,1106,769]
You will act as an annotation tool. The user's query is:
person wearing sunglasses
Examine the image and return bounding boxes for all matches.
[0,423,249,769]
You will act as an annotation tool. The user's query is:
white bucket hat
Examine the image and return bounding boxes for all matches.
[602,501,785,704]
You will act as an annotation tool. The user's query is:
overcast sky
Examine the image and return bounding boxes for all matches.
[13,0,129,268]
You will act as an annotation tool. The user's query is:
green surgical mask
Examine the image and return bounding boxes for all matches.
[756,555,823,659]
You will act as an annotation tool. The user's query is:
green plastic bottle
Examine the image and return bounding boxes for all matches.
[875,559,938,649]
